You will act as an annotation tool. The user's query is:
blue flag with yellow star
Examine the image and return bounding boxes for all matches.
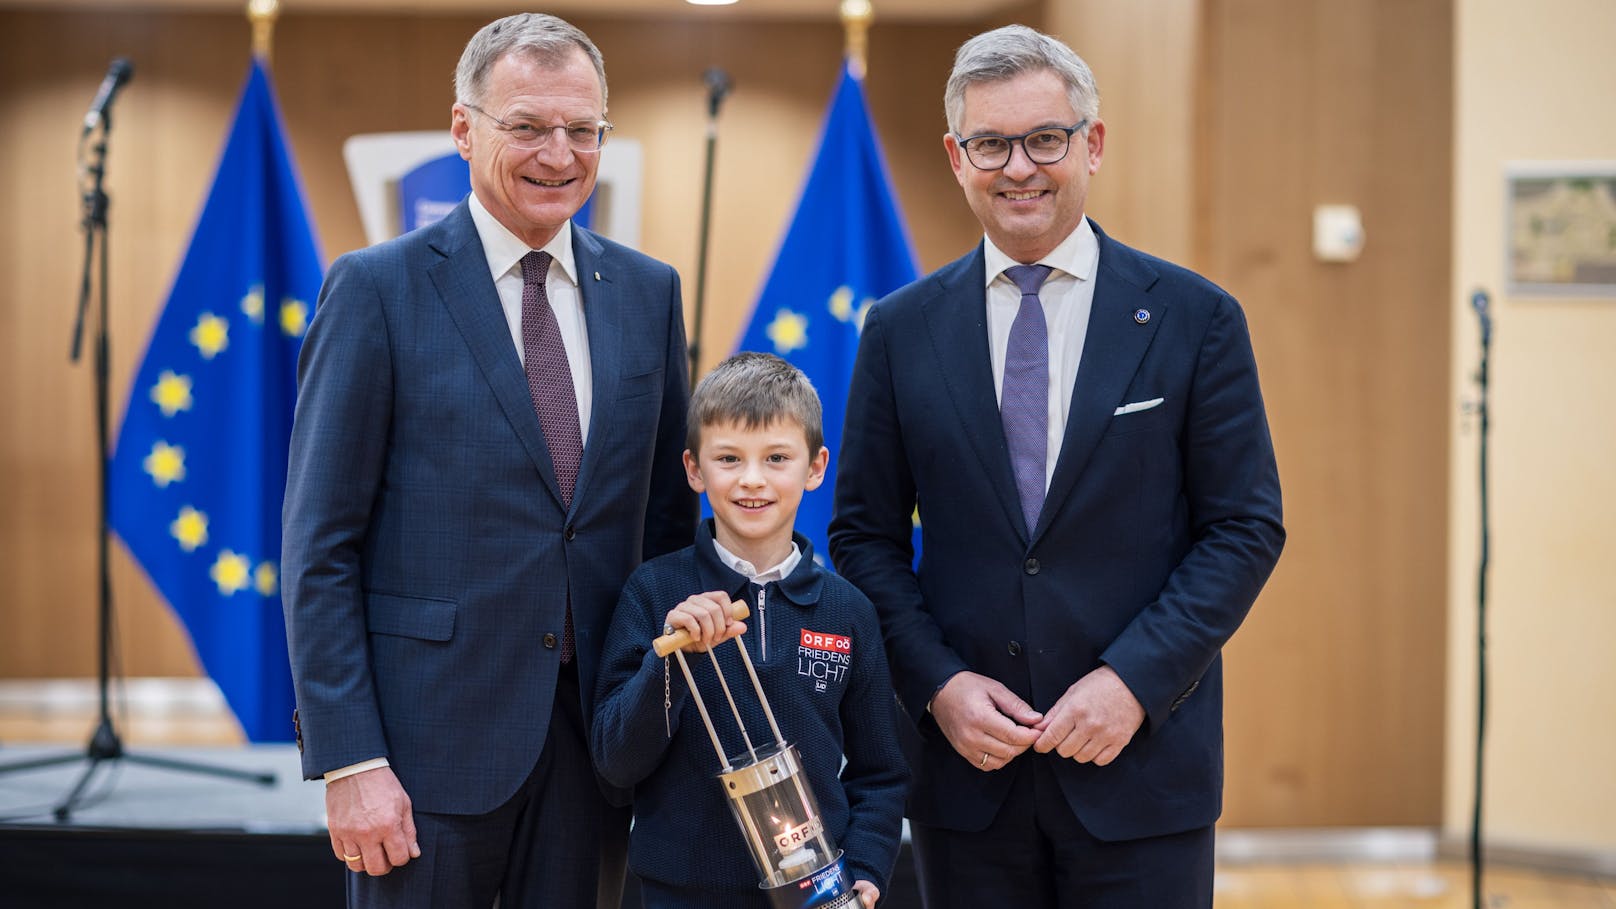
[109,59,320,743]
[734,61,919,565]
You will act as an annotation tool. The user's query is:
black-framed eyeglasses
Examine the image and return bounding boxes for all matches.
[464,104,612,152]
[954,119,1088,171]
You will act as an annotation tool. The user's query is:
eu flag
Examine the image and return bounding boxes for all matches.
[109,59,321,743]
[734,62,919,564]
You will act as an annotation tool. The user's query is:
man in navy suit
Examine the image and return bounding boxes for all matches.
[282,13,694,907]
[830,25,1284,907]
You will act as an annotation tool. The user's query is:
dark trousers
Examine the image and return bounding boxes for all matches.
[349,663,631,908]
[909,754,1213,909]
[637,879,769,909]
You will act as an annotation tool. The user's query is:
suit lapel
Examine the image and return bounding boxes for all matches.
[571,227,622,511]
[426,202,567,510]
[922,246,1029,540]
[1035,225,1164,542]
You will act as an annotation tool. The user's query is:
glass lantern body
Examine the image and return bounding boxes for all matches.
[717,743,857,907]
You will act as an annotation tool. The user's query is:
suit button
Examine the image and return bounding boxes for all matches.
[1007,640,1023,657]
[1024,558,1040,575]
[564,525,576,542]
[543,633,557,649]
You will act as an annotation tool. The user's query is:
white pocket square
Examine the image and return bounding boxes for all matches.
[1113,397,1164,416]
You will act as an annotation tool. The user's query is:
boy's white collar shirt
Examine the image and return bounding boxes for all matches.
[713,539,802,585]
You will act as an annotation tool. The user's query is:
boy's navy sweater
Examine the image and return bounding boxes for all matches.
[592,520,908,898]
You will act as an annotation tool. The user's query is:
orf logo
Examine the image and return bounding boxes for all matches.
[799,630,851,653]
[798,629,852,692]
[774,814,825,851]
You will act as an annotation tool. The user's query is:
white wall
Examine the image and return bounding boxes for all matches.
[1446,0,1616,853]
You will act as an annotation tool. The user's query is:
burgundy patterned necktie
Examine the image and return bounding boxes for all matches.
[520,250,579,663]
[1001,263,1053,535]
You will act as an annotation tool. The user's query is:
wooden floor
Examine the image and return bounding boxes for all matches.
[1215,863,1616,908]
[4,680,1614,908]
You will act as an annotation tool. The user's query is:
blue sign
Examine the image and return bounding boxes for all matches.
[398,151,594,235]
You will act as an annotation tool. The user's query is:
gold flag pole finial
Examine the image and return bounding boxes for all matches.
[248,0,280,63]
[841,0,872,81]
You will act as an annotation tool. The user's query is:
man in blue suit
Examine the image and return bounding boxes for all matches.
[830,25,1284,908]
[282,14,694,908]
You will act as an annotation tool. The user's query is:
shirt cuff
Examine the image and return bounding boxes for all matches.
[324,757,390,784]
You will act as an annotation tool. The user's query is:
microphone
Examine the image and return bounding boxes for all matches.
[1470,288,1491,346]
[703,67,733,118]
[83,58,134,134]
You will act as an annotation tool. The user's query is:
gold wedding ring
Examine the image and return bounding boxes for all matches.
[342,853,362,862]
[980,752,989,768]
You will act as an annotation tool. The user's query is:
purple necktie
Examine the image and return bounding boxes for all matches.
[1001,264,1053,535]
[521,250,580,663]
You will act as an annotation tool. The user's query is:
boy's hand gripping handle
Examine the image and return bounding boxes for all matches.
[652,602,751,658]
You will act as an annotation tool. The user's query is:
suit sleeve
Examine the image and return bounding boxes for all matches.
[836,602,910,893]
[590,571,691,788]
[280,251,394,778]
[830,304,970,719]
[643,269,697,561]
[1099,293,1286,732]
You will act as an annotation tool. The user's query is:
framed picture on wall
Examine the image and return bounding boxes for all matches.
[1506,162,1616,297]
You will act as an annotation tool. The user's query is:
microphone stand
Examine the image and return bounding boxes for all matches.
[0,99,274,824]
[1468,289,1492,909]
[688,68,732,387]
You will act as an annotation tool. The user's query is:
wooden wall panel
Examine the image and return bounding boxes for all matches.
[1199,0,1453,826]
[0,8,1004,679]
[1048,0,1200,265]
[1051,0,1453,829]
[0,2,1455,833]
[0,11,230,682]
[1046,0,1451,830]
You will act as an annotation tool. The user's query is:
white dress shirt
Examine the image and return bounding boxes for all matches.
[469,192,594,446]
[712,539,803,585]
[982,216,1100,489]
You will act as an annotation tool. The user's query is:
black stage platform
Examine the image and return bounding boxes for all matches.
[0,744,337,908]
[0,744,920,908]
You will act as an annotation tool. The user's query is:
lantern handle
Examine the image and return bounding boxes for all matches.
[653,601,751,657]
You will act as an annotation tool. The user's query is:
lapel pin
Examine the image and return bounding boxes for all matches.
[594,271,601,282]
[1134,308,1150,324]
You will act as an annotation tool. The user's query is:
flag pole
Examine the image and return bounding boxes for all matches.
[841,0,872,80]
[249,0,279,63]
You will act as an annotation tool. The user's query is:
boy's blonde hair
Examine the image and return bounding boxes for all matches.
[687,352,824,455]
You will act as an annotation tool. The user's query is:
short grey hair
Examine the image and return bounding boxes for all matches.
[688,352,824,455]
[454,13,608,110]
[944,24,1098,135]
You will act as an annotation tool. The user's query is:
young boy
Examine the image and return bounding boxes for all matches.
[592,352,907,908]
